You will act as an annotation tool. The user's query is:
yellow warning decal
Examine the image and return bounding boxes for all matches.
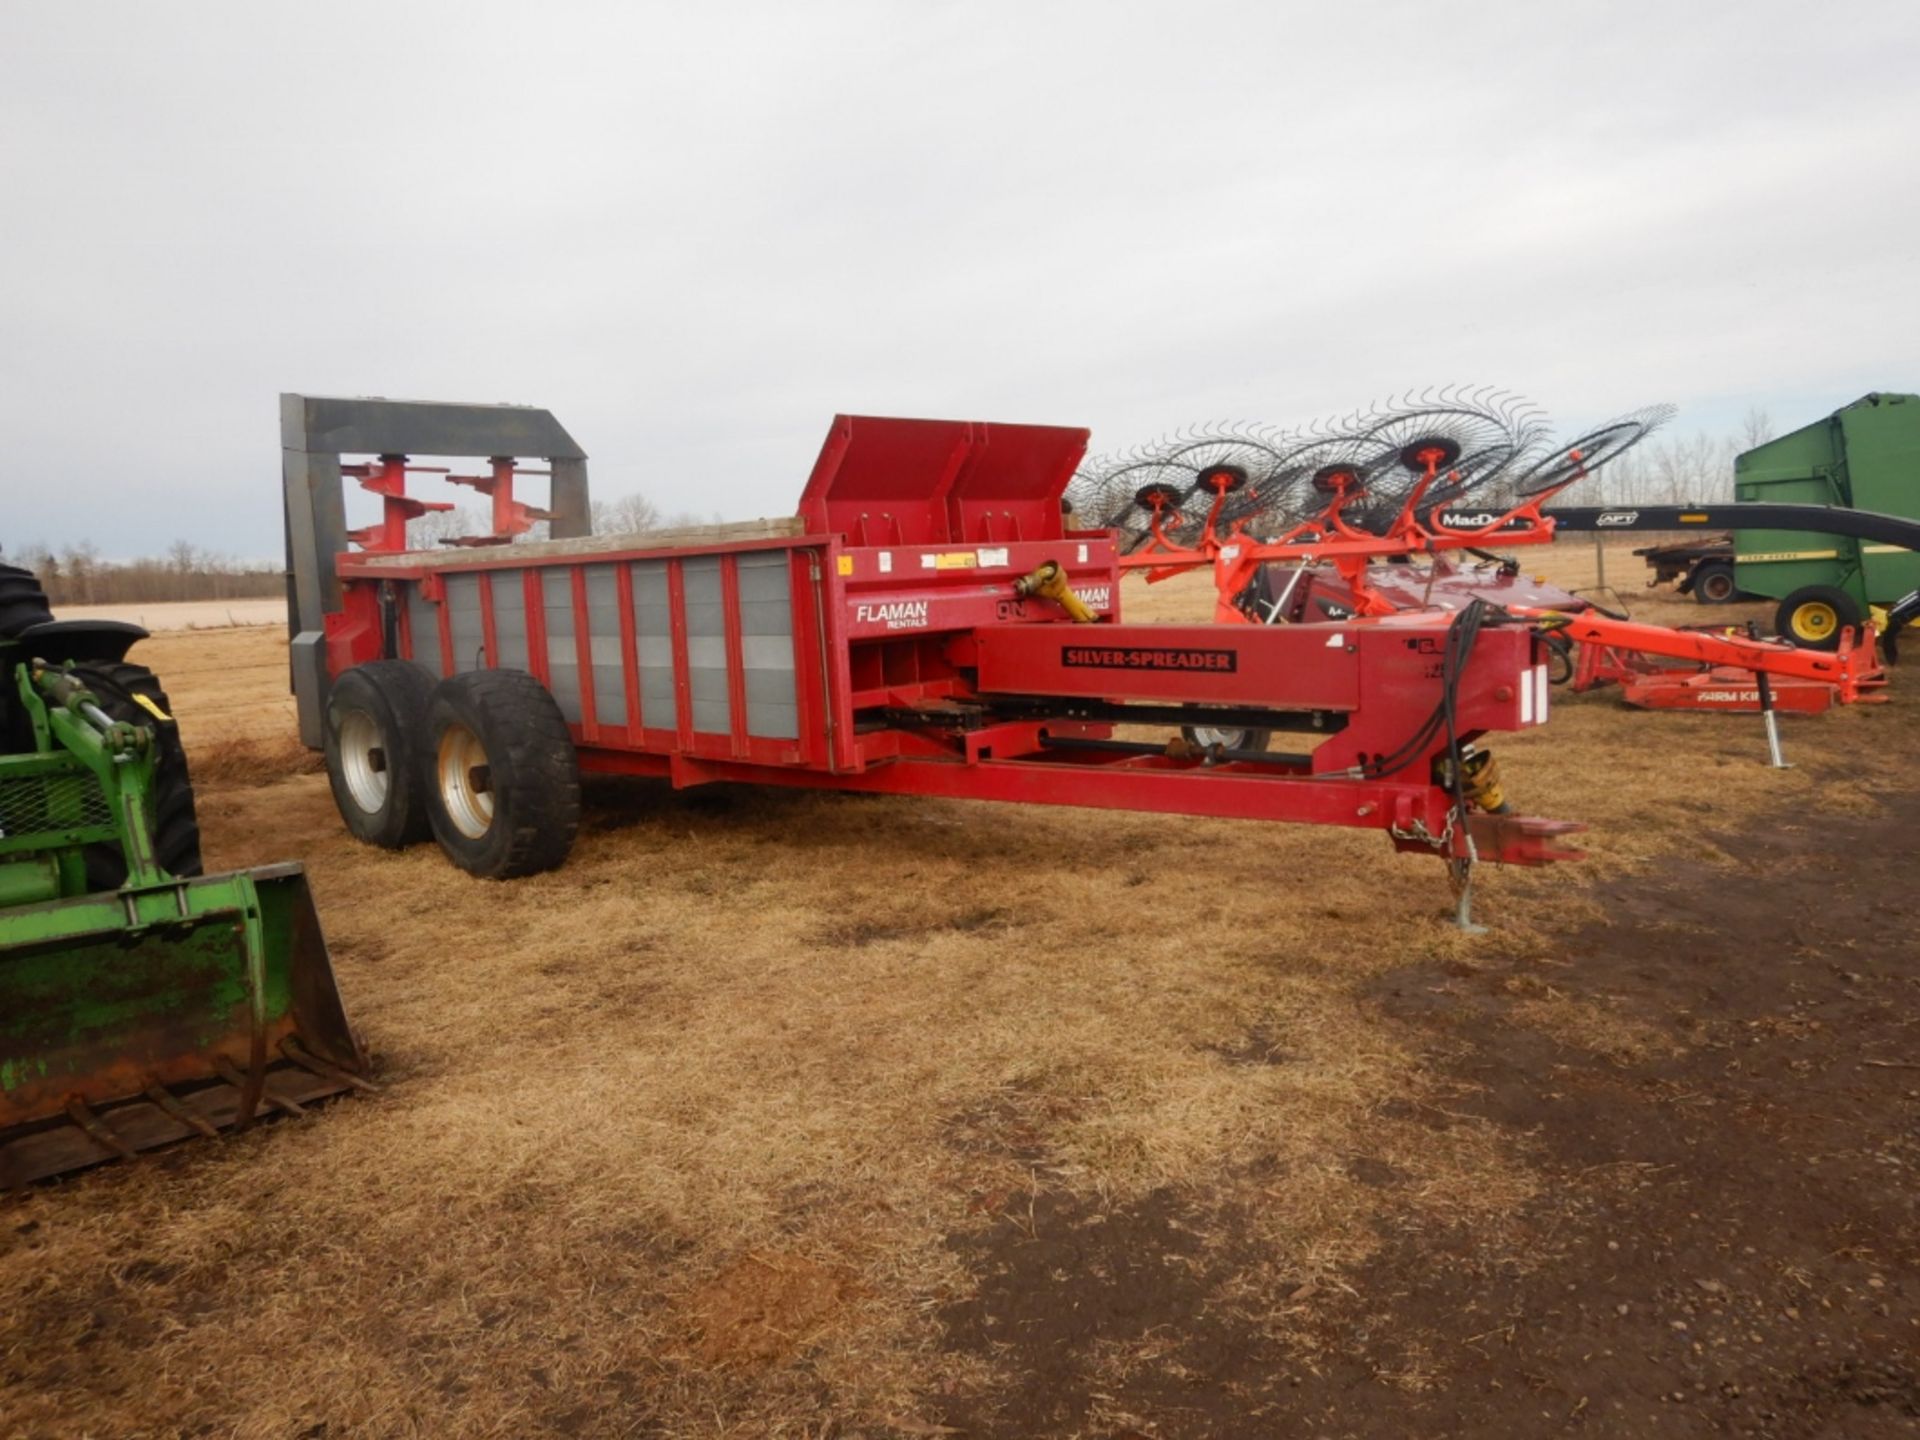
[132,692,173,723]
[836,555,854,576]
[930,552,977,570]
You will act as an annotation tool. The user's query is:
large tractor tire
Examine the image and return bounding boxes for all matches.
[423,669,580,879]
[68,662,203,888]
[324,660,438,849]
[0,564,54,637]
[1690,560,1738,604]
[1776,584,1862,652]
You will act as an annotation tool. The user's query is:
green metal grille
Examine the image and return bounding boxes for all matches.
[0,770,112,841]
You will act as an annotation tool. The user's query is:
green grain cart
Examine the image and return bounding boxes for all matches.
[0,565,370,1186]
[1734,393,1920,646]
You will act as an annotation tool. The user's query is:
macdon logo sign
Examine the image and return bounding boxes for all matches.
[1061,646,1237,673]
[854,600,929,630]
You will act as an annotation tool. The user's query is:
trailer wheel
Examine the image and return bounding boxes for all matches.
[68,662,203,888]
[1776,585,1861,651]
[1181,724,1272,755]
[325,661,437,849]
[424,669,581,878]
[1691,561,1737,604]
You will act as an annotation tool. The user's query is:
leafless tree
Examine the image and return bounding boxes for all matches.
[591,492,664,537]
[406,504,487,548]
[60,541,100,604]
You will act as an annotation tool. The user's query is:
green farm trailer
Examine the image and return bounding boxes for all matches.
[1732,393,1920,645]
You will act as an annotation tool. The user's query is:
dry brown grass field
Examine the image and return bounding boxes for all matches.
[4,541,1916,1439]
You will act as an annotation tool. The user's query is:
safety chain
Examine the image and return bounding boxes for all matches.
[1388,809,1455,854]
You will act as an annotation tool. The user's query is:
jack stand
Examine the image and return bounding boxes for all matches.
[1761,707,1790,769]
[1754,659,1791,770]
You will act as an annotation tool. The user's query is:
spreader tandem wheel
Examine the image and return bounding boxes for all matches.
[422,668,582,879]
[323,659,437,849]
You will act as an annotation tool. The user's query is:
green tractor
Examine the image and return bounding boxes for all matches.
[0,564,369,1187]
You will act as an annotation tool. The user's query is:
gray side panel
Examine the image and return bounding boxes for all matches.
[585,566,626,727]
[406,584,444,678]
[541,570,583,723]
[291,632,328,749]
[681,557,730,735]
[736,552,798,740]
[284,395,587,461]
[281,444,348,636]
[632,562,675,730]
[493,573,529,672]
[549,457,590,540]
[445,575,485,673]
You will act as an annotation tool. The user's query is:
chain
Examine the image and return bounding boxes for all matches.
[1389,808,1456,853]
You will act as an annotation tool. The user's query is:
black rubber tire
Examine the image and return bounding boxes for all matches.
[0,563,54,638]
[68,662,203,888]
[1181,724,1273,755]
[423,669,581,879]
[1691,560,1737,604]
[1775,584,1862,652]
[324,660,437,849]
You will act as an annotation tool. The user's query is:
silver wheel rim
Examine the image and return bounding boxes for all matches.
[338,709,390,814]
[437,722,494,840]
[1189,726,1248,750]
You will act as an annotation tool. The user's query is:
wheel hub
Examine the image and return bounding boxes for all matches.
[337,709,390,814]
[437,723,495,839]
[1793,603,1837,640]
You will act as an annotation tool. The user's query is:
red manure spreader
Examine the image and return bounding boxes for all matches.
[284,396,1581,922]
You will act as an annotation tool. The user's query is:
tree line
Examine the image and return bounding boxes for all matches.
[8,492,720,608]
[4,540,284,607]
[1540,407,1777,510]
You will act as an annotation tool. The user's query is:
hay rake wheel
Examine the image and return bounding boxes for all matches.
[1508,405,1678,497]
[1071,386,1561,548]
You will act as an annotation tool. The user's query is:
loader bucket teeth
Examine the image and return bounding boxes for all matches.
[0,863,367,1188]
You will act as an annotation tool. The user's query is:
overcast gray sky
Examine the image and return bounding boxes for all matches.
[2,1,1915,558]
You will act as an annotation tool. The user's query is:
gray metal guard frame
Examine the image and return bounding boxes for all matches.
[281,394,591,747]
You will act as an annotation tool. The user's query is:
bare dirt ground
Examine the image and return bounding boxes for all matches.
[3,544,1915,1439]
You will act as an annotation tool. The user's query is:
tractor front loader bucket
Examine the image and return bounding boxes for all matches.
[0,862,369,1187]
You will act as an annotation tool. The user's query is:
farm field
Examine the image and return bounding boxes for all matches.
[54,597,287,632]
[4,545,1917,1439]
